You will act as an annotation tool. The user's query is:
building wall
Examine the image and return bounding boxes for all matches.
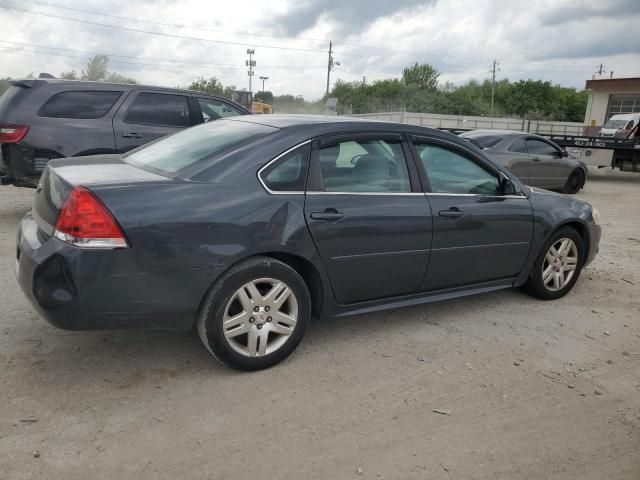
[584,90,640,127]
[351,111,584,135]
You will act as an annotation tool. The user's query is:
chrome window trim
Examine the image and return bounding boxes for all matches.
[306,191,423,196]
[257,140,311,195]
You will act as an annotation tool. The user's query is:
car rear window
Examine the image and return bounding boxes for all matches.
[38,90,122,119]
[0,86,24,116]
[124,119,276,175]
[464,135,503,149]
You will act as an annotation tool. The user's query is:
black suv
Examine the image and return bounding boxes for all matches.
[0,78,250,187]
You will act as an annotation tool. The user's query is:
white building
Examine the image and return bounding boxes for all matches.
[584,77,640,135]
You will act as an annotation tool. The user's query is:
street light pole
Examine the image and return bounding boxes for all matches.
[259,76,269,92]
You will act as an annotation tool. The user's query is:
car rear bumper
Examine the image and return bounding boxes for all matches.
[16,212,212,331]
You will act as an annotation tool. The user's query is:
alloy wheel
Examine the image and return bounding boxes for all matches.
[542,238,578,291]
[222,278,298,357]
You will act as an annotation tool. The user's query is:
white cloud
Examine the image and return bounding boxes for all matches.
[0,0,639,99]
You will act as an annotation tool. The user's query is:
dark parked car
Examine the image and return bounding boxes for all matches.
[0,77,250,187]
[16,115,601,370]
[459,130,588,194]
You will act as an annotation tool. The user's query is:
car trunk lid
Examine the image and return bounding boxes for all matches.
[33,154,169,236]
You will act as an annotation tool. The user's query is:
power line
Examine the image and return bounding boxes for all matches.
[0,3,326,53]
[12,0,493,61]
[0,39,327,69]
[19,0,329,44]
[0,42,326,72]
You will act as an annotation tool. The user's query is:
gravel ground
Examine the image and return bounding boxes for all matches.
[0,168,639,480]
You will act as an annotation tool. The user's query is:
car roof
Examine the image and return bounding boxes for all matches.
[461,129,523,137]
[608,113,640,120]
[224,114,456,136]
[14,77,235,99]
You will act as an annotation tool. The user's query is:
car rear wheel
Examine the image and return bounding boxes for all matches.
[562,169,585,194]
[197,256,311,370]
[522,226,585,300]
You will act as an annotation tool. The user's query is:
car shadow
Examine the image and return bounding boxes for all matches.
[13,288,530,384]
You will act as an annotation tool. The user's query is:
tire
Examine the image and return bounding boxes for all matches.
[522,226,585,300]
[562,169,585,194]
[197,256,311,371]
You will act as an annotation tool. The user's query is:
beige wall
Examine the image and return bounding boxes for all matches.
[584,89,640,127]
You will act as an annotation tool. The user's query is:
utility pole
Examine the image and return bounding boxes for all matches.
[610,71,614,79]
[246,49,256,93]
[326,41,340,96]
[596,63,604,76]
[259,76,269,91]
[489,59,500,116]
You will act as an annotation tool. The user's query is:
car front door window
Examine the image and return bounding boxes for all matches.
[197,98,244,122]
[415,143,501,195]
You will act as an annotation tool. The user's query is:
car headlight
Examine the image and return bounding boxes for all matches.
[591,208,601,226]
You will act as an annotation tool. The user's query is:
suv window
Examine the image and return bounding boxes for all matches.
[317,139,411,193]
[261,146,308,192]
[415,143,501,195]
[197,97,243,122]
[38,91,122,119]
[526,139,558,156]
[509,137,528,153]
[125,93,190,127]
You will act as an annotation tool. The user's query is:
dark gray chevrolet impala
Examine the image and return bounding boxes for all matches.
[16,115,601,370]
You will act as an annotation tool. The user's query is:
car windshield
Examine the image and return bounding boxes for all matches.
[603,119,629,129]
[124,120,276,175]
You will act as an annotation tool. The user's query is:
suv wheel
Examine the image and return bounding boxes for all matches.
[197,257,311,370]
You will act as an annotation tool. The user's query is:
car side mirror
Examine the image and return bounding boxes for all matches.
[501,178,517,195]
[560,150,569,158]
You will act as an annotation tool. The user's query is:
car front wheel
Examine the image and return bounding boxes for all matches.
[197,257,311,370]
[522,227,585,300]
[562,169,585,194]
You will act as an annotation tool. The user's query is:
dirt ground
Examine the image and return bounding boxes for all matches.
[0,168,638,480]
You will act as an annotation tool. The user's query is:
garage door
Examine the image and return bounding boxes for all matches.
[607,95,640,121]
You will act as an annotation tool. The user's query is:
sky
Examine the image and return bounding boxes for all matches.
[1,0,639,100]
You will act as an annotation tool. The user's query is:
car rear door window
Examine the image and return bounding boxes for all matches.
[316,139,411,193]
[526,139,558,156]
[509,137,528,153]
[124,92,190,127]
[197,97,244,122]
[38,90,122,119]
[415,143,501,195]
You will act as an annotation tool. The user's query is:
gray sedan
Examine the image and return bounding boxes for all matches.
[16,116,601,370]
[460,130,587,194]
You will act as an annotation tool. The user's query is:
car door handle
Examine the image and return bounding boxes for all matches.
[122,132,142,139]
[532,156,541,162]
[438,207,464,218]
[310,209,344,221]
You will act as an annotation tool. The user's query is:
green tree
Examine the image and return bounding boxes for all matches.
[402,63,439,91]
[188,76,224,96]
[81,55,110,81]
[106,72,136,84]
[60,70,79,80]
[253,90,274,104]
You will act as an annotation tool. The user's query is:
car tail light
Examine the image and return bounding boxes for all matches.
[54,186,128,248]
[0,124,29,144]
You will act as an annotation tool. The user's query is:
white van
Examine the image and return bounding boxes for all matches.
[600,113,640,137]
